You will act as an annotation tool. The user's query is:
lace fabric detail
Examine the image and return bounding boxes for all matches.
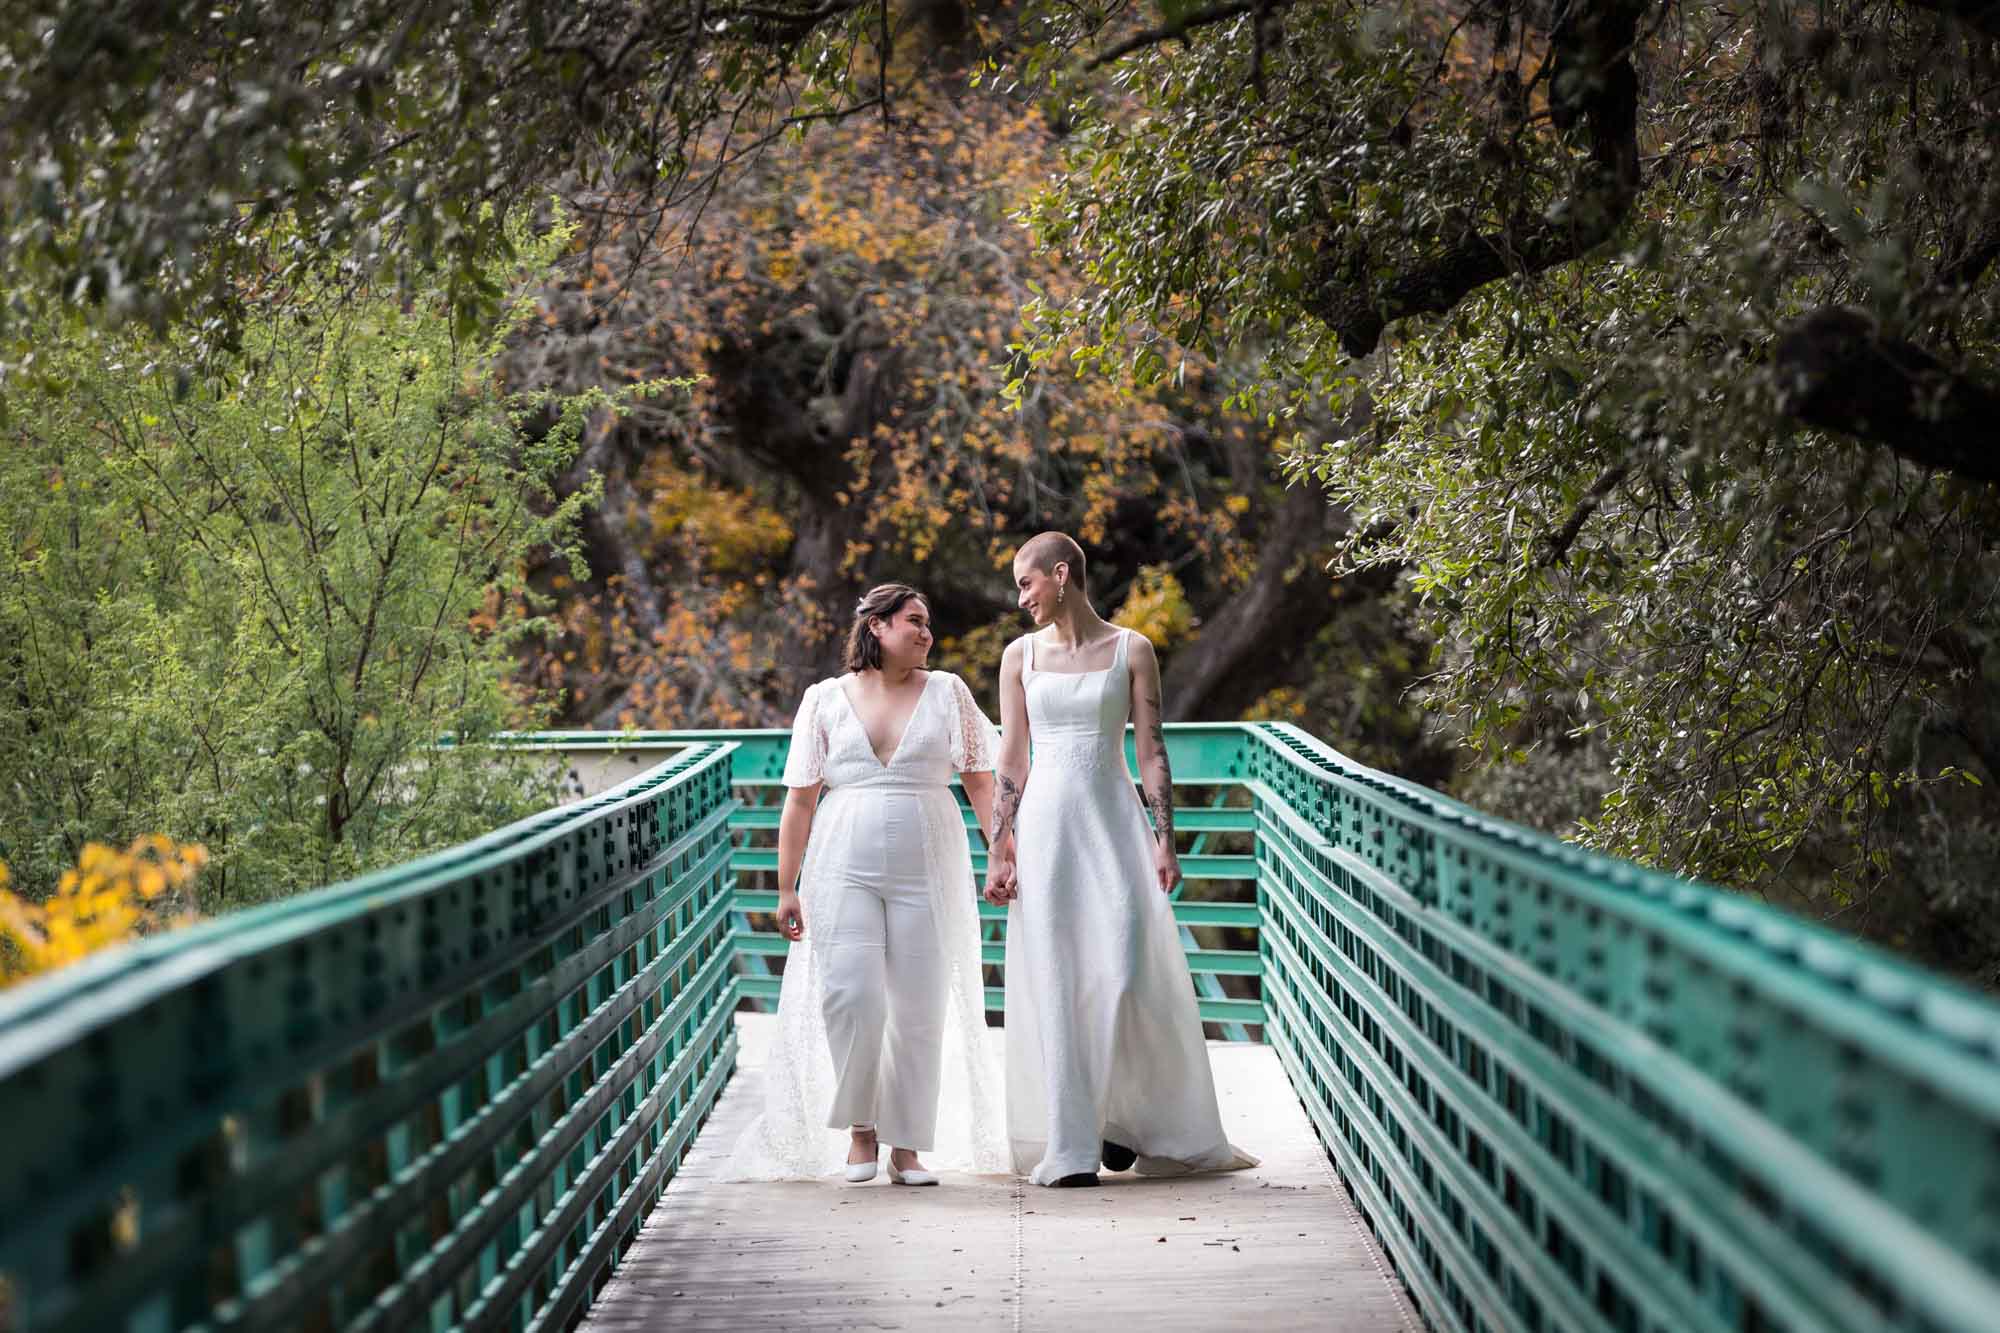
[946,673,1000,773]
[781,680,828,788]
[1031,736,1121,772]
[723,675,1007,1181]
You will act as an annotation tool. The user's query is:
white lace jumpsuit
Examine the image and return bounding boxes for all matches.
[724,671,1010,1176]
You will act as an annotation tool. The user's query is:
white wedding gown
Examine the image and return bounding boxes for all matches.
[1004,628,1257,1184]
[723,670,1010,1179]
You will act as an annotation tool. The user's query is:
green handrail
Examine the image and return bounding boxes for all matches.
[0,741,741,1333]
[1245,720,2000,1333]
[528,726,1267,1029]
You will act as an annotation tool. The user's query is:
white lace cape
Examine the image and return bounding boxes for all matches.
[721,673,1009,1179]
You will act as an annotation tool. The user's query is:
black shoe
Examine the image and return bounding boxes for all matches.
[1100,1140,1137,1173]
[1053,1172,1100,1188]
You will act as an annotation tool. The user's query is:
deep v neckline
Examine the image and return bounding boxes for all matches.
[835,671,932,769]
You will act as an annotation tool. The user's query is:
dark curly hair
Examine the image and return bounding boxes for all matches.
[845,583,928,672]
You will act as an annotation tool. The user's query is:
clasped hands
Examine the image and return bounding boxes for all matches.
[983,852,1018,905]
[984,842,1179,903]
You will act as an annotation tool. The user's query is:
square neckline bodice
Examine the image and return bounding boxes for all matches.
[1022,627,1132,754]
[1023,627,1131,678]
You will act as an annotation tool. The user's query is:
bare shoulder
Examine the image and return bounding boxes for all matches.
[1125,629,1161,672]
[1000,636,1027,670]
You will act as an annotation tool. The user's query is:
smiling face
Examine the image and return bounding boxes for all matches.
[871,599,933,668]
[1012,555,1066,625]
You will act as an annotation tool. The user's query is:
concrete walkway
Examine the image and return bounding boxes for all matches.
[581,1013,1419,1332]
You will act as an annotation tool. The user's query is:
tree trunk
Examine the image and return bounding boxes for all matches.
[1161,482,1342,720]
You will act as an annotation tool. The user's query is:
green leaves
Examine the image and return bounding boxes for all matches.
[0,0,891,357]
[0,223,600,907]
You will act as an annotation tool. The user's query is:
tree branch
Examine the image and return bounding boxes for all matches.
[1084,0,1297,71]
[1540,461,1632,567]
[1309,0,1650,358]
[1774,305,2000,483]
[1160,481,1335,719]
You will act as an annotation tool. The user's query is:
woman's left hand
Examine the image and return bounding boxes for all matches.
[1154,840,1181,894]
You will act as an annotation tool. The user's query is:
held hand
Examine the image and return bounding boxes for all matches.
[776,889,805,941]
[1154,840,1181,895]
[983,854,1017,906]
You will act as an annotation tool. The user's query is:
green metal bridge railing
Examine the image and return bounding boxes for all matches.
[530,725,1265,1035]
[1246,722,2000,1333]
[4,722,2000,1333]
[0,741,741,1333]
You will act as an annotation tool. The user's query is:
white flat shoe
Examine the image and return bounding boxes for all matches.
[886,1160,939,1186]
[844,1153,879,1183]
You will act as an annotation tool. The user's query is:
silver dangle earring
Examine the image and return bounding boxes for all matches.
[1057,582,1066,605]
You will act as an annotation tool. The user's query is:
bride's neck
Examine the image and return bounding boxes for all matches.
[1043,604,1108,650]
[864,663,921,687]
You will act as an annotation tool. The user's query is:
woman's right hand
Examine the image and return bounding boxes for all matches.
[777,888,805,941]
[983,853,1017,906]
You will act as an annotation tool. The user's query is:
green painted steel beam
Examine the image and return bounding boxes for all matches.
[506,723,1261,788]
[729,803,1255,833]
[730,931,1259,978]
[731,889,1259,929]
[728,846,1254,881]
[731,974,1260,1025]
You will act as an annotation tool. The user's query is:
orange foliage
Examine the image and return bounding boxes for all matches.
[513,82,1275,725]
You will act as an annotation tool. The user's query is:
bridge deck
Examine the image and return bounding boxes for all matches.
[580,1013,1419,1331]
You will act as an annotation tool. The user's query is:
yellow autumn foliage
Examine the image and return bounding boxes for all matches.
[645,461,793,574]
[0,835,206,988]
[1113,566,1198,648]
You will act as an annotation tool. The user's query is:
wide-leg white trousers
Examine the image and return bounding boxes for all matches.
[819,791,948,1150]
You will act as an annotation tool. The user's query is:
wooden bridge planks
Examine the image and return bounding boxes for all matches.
[579,1014,1418,1332]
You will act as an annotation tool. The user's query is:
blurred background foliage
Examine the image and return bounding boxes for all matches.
[1,0,1996,986]
[0,223,597,911]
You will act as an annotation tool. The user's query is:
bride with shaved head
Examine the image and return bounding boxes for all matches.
[983,533,1256,1187]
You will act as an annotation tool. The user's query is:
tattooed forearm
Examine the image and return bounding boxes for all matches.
[1143,704,1174,843]
[991,772,1023,846]
[1146,773,1174,844]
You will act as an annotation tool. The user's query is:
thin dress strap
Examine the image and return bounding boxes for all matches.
[1023,631,1036,675]
[1114,627,1131,670]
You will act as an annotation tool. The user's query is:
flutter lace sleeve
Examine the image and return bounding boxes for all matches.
[781,681,828,788]
[946,673,1001,774]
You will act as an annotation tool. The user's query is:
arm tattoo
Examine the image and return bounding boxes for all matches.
[1143,701,1174,844]
[991,773,1022,846]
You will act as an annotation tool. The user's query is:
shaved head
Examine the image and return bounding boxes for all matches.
[1015,531,1087,589]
